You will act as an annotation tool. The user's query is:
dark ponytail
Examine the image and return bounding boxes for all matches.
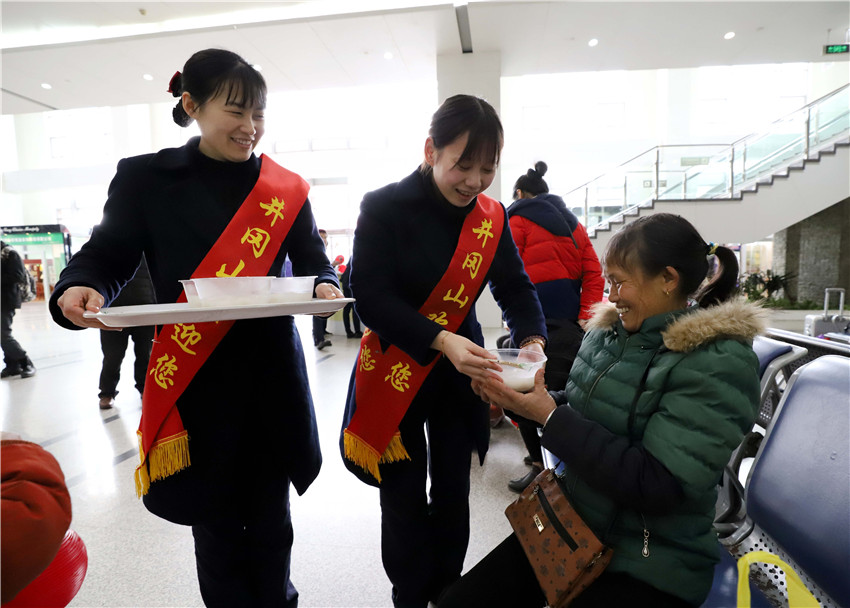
[512,161,549,199]
[604,213,739,308]
[167,48,266,128]
[694,245,739,307]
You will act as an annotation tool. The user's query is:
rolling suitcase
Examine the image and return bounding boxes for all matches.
[804,288,849,337]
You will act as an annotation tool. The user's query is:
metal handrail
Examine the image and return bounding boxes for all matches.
[568,84,849,233]
[729,83,849,149]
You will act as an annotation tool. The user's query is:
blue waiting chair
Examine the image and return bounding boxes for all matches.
[705,355,850,607]
[751,335,807,429]
[712,335,809,533]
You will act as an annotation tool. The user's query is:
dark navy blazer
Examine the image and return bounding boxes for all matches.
[49,138,336,522]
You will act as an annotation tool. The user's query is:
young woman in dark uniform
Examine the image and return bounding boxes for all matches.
[50,48,341,607]
[340,94,547,608]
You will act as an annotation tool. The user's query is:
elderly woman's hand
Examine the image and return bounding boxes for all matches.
[474,368,556,426]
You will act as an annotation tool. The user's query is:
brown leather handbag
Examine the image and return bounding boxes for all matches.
[505,468,612,607]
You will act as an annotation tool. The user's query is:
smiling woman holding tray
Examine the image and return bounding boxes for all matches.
[49,48,341,607]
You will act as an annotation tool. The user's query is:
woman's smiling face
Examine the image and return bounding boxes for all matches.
[187,88,265,163]
[425,132,497,207]
[604,264,681,332]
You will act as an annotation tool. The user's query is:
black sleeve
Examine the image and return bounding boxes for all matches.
[541,405,686,515]
[285,198,340,290]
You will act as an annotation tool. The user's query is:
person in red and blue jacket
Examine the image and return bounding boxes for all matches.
[503,161,604,492]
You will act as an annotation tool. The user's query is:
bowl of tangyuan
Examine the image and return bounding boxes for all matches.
[269,276,316,303]
[190,276,272,307]
[188,276,318,307]
[486,348,547,392]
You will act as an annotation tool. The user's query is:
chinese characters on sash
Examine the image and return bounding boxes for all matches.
[148,196,287,393]
[362,216,496,396]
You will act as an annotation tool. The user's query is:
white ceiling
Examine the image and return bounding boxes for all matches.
[2,1,848,116]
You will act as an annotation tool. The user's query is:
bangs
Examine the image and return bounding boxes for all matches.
[602,229,641,275]
[457,118,503,168]
[215,69,266,109]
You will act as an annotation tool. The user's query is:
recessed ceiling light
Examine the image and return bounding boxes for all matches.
[252,64,263,72]
[384,51,394,60]
[588,38,599,47]
[724,31,736,40]
[143,74,154,81]
[41,83,52,90]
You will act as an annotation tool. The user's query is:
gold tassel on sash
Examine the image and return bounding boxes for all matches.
[344,429,410,483]
[134,430,191,497]
[133,154,308,497]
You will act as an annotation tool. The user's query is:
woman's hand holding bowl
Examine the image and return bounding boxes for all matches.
[473,368,556,426]
[434,331,502,382]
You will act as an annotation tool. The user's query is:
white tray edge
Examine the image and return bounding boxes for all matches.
[83,298,354,328]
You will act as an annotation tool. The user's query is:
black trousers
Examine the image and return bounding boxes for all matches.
[342,302,361,335]
[378,387,475,608]
[192,480,298,608]
[438,533,694,608]
[98,325,154,397]
[1,305,27,365]
[312,315,327,345]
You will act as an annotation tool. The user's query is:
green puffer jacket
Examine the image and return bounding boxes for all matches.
[542,299,765,605]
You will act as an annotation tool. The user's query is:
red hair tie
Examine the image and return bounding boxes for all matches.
[167,71,182,97]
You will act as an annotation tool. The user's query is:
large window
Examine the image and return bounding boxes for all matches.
[500,64,814,199]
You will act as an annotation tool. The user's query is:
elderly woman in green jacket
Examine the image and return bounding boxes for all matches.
[439,213,766,607]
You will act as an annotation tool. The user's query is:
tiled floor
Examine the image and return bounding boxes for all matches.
[1,301,527,608]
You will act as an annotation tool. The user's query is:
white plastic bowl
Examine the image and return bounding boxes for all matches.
[191,276,272,307]
[487,348,547,392]
[179,280,201,306]
[270,276,316,303]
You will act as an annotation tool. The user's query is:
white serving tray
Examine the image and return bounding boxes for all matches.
[83,298,354,328]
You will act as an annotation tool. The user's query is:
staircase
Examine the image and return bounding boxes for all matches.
[566,85,850,254]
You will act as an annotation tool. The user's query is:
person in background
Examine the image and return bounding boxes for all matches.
[339,259,362,338]
[1,241,36,379]
[440,213,764,607]
[340,94,547,608]
[97,255,155,410]
[50,48,341,607]
[312,229,339,350]
[503,161,604,492]
[1,432,72,604]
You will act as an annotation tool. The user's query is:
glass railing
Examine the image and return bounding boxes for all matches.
[565,84,849,233]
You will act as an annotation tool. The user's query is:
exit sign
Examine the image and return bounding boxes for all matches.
[823,44,849,55]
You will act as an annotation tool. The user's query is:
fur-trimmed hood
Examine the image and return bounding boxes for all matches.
[586,299,768,353]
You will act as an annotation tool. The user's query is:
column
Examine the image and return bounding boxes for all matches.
[437,51,505,329]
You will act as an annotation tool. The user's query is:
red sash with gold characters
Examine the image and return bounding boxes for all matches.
[343,193,504,483]
[134,154,308,497]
